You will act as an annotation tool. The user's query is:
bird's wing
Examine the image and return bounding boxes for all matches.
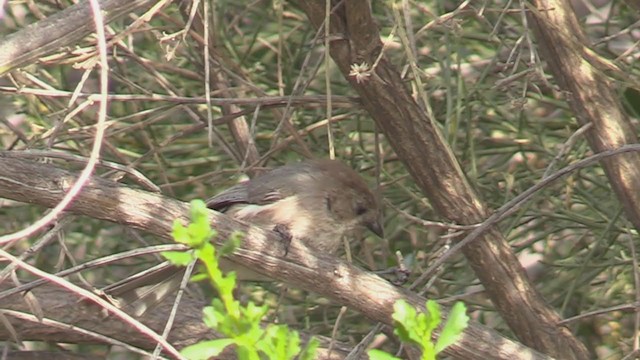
[101,160,336,317]
[244,162,317,203]
[206,162,321,210]
[205,182,250,210]
[205,180,286,211]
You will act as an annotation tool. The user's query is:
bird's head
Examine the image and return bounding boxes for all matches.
[314,160,384,238]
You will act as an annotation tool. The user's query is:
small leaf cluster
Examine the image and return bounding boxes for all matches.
[369,300,469,360]
[164,200,318,360]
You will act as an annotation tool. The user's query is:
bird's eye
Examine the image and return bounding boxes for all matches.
[355,205,367,216]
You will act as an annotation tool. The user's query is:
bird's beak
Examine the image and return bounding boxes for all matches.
[366,218,384,238]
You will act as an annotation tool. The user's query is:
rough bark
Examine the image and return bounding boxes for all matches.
[0,155,550,360]
[0,283,347,360]
[528,0,640,233]
[0,0,158,75]
[295,1,591,359]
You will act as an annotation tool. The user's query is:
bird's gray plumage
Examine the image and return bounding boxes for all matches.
[206,160,340,209]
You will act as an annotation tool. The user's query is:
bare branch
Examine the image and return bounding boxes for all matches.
[0,154,549,360]
[295,1,590,358]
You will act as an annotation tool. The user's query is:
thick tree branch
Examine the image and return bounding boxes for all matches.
[528,0,640,232]
[0,0,157,75]
[0,154,549,359]
[295,1,590,359]
[0,283,347,360]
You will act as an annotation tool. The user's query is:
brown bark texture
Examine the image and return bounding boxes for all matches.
[0,155,550,360]
[296,1,592,359]
[0,0,157,75]
[528,0,640,233]
[0,283,348,360]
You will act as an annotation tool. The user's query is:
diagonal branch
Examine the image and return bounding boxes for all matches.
[528,0,640,233]
[0,154,549,359]
[0,0,158,75]
[295,1,590,359]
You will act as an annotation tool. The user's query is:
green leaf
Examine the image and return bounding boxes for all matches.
[298,337,319,360]
[435,301,469,353]
[242,302,269,323]
[202,305,219,329]
[392,300,422,346]
[236,345,260,360]
[392,300,416,329]
[190,199,208,221]
[205,304,237,335]
[255,325,303,360]
[190,272,208,282]
[180,339,235,359]
[161,251,193,266]
[368,349,402,360]
[174,200,217,248]
[172,219,190,244]
[281,326,301,359]
[422,340,436,360]
[425,300,442,334]
[196,243,217,269]
[215,271,237,295]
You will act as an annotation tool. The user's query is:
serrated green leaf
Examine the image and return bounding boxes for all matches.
[172,220,189,244]
[161,251,193,266]
[285,330,301,359]
[197,242,217,264]
[177,200,216,248]
[392,300,416,329]
[368,349,402,360]
[243,302,269,322]
[393,324,411,344]
[256,325,302,360]
[425,300,441,333]
[392,300,422,346]
[423,340,437,360]
[202,306,218,328]
[435,301,469,353]
[298,337,319,360]
[393,300,414,322]
[190,199,208,220]
[190,272,208,282]
[210,298,224,311]
[216,271,237,294]
[180,338,235,359]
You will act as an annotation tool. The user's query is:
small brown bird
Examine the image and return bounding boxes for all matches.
[104,159,383,314]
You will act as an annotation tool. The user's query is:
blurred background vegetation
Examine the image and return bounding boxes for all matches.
[1,0,639,358]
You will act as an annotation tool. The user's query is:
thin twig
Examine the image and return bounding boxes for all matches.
[418,145,640,282]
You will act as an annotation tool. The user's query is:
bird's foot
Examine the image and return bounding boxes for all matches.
[272,223,293,256]
[375,266,411,285]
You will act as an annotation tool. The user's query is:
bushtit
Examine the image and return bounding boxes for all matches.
[104,159,383,314]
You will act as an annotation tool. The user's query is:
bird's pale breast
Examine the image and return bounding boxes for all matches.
[226,195,347,253]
